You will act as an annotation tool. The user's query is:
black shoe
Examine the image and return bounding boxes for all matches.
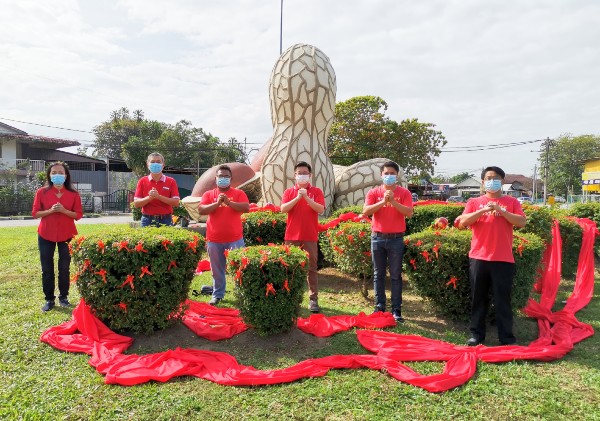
[42,300,55,312]
[467,337,484,346]
[500,339,517,346]
[392,309,404,323]
[59,297,71,307]
[373,304,385,314]
[309,299,321,313]
[208,297,222,306]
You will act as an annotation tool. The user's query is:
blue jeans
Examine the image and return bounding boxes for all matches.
[207,238,245,299]
[141,214,173,227]
[38,235,71,301]
[371,235,405,311]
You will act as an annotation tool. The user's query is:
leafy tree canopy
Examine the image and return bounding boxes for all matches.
[93,108,247,177]
[327,96,447,177]
[540,134,600,196]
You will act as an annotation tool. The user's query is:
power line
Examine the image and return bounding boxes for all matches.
[0,116,93,134]
[441,139,544,152]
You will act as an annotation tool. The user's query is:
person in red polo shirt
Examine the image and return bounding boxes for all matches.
[134,153,180,227]
[363,161,413,322]
[457,166,526,346]
[32,162,83,312]
[281,161,326,313]
[198,165,250,306]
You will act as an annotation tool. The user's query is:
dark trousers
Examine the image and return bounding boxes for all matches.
[39,235,71,301]
[469,258,516,344]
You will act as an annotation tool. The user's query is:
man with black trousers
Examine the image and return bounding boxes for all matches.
[457,166,526,346]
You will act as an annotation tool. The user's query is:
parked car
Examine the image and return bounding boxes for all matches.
[517,196,534,204]
[447,196,466,203]
[553,196,566,203]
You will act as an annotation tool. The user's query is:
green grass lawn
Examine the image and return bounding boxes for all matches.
[0,224,599,420]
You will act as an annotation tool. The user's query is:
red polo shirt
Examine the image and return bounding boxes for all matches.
[365,185,413,233]
[134,174,180,215]
[282,184,325,241]
[463,195,525,263]
[32,186,83,242]
[201,188,249,243]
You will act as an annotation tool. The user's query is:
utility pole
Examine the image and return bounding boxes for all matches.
[532,164,537,201]
[543,137,552,206]
[279,0,283,54]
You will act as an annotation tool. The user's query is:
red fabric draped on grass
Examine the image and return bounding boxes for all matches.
[40,218,596,392]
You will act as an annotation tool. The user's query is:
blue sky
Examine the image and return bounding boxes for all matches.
[1,0,598,178]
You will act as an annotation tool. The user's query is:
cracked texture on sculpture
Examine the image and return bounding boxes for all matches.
[261,44,336,214]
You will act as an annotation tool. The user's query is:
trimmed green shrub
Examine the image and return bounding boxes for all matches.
[555,216,584,279]
[403,229,545,320]
[130,202,142,221]
[227,245,308,336]
[318,216,337,268]
[567,202,600,226]
[241,211,287,246]
[517,205,553,244]
[72,226,204,334]
[331,205,363,218]
[327,221,373,297]
[407,204,465,235]
[567,202,600,255]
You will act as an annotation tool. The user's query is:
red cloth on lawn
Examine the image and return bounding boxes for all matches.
[40,299,133,354]
[40,217,596,392]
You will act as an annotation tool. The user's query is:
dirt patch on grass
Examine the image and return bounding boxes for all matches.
[127,264,560,359]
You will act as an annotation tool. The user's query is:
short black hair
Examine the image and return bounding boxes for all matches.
[216,165,232,176]
[380,161,400,173]
[481,166,505,180]
[294,161,312,173]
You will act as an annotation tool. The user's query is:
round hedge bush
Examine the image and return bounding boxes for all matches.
[555,215,584,279]
[241,210,287,246]
[318,216,337,268]
[331,205,363,218]
[227,245,308,336]
[517,205,553,244]
[406,204,465,235]
[326,221,373,297]
[71,226,204,334]
[403,228,545,320]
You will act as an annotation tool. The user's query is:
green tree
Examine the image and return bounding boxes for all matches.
[449,172,473,184]
[93,108,248,177]
[92,107,144,160]
[540,134,600,196]
[327,96,447,177]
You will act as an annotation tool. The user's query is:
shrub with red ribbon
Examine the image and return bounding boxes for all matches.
[227,244,308,336]
[71,226,204,334]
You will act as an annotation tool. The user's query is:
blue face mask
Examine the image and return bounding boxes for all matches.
[149,162,163,174]
[216,177,231,188]
[484,179,502,193]
[382,175,397,186]
[50,174,66,185]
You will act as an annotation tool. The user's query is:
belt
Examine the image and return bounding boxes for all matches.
[373,231,405,239]
[142,214,172,219]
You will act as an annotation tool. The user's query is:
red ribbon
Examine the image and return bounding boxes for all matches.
[265,283,276,296]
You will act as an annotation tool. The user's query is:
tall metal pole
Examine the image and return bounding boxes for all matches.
[543,137,551,206]
[532,164,537,201]
[279,0,283,54]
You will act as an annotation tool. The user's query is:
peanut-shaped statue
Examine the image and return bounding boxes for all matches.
[261,44,336,214]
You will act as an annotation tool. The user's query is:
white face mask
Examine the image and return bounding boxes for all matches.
[295,174,310,184]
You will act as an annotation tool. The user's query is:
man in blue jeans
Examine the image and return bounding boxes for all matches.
[197,165,250,305]
[362,161,413,322]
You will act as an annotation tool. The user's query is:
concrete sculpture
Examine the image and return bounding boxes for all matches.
[182,43,405,220]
